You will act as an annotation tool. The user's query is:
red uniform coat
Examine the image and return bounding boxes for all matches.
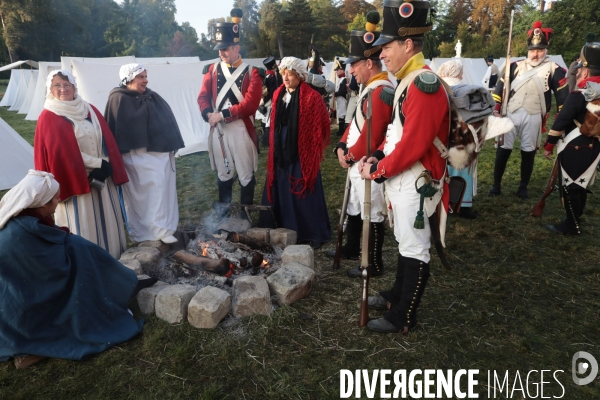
[34,105,128,201]
[370,67,450,213]
[198,62,262,150]
[266,82,330,202]
[339,83,393,162]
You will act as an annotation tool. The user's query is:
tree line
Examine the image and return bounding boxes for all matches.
[1,0,598,66]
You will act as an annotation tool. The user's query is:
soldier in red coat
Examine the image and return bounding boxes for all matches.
[198,8,263,211]
[325,12,394,278]
[359,0,450,334]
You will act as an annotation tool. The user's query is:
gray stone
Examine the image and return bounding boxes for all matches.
[120,247,162,274]
[281,245,314,269]
[269,228,297,248]
[138,240,170,255]
[217,218,252,234]
[266,263,315,305]
[231,276,271,318]
[155,284,197,323]
[188,286,231,329]
[246,227,270,243]
[137,281,169,315]
[121,259,143,275]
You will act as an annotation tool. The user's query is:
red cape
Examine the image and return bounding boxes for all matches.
[266,82,330,203]
[34,105,128,201]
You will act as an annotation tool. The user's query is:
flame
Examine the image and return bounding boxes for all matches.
[198,241,209,257]
[202,248,208,257]
[225,262,235,278]
[262,259,270,269]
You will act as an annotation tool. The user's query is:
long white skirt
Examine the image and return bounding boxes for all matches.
[55,177,127,259]
[121,148,178,242]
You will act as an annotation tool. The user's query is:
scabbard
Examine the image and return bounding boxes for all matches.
[428,210,452,271]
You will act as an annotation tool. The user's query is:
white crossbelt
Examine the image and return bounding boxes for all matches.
[214,62,248,111]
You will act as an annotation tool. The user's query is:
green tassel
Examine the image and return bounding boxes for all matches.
[414,211,425,229]
[202,64,211,74]
[257,67,266,78]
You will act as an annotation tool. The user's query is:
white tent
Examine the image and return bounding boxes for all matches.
[9,69,35,111]
[0,70,22,107]
[24,62,61,121]
[17,66,40,115]
[0,116,34,190]
[429,57,489,86]
[137,57,200,64]
[61,55,136,72]
[17,70,39,114]
[72,59,211,156]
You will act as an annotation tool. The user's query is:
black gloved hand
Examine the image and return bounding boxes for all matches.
[88,160,113,182]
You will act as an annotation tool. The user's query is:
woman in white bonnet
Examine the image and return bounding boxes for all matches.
[34,69,129,258]
[258,57,332,248]
[437,59,478,219]
[104,63,185,244]
[0,170,150,366]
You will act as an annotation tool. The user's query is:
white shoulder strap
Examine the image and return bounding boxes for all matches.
[354,79,394,130]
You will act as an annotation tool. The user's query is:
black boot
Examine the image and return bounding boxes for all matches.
[346,222,385,278]
[378,253,405,308]
[327,214,361,260]
[373,257,430,333]
[261,122,270,147]
[490,147,512,196]
[217,178,234,204]
[338,119,346,136]
[517,150,536,199]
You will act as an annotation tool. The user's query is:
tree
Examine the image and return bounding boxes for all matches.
[309,0,347,59]
[341,0,374,23]
[281,0,314,57]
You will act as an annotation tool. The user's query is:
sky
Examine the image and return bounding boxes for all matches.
[174,0,231,37]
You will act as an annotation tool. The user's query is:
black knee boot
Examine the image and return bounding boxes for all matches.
[378,253,405,307]
[338,119,346,136]
[217,178,234,204]
[490,147,512,196]
[383,257,430,331]
[517,150,536,199]
[346,221,385,277]
[329,214,362,260]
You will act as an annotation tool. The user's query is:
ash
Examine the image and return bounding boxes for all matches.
[155,226,284,295]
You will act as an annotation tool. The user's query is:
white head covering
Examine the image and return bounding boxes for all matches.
[437,59,464,87]
[279,57,308,81]
[46,69,78,98]
[0,170,60,229]
[119,63,146,85]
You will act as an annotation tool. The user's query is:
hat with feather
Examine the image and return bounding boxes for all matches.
[213,8,243,50]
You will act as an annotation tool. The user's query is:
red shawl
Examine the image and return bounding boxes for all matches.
[266,82,330,202]
[34,104,128,201]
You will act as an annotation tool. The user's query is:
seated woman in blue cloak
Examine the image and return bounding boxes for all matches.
[0,170,151,365]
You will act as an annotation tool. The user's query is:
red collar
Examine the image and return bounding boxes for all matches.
[577,75,600,89]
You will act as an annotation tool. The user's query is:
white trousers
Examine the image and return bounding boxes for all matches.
[209,119,258,186]
[121,148,178,242]
[385,170,432,263]
[346,163,386,223]
[500,108,542,152]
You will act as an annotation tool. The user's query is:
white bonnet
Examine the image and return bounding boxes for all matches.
[119,63,146,85]
[437,59,464,79]
[0,170,60,229]
[279,57,308,81]
[46,69,77,92]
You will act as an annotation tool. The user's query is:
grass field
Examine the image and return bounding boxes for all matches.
[0,95,598,399]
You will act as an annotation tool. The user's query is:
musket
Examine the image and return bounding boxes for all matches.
[500,10,515,118]
[530,157,559,217]
[359,89,373,327]
[332,171,351,269]
[211,125,231,175]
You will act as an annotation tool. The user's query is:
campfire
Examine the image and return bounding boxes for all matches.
[164,223,284,289]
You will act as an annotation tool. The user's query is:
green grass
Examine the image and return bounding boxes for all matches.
[0,103,598,399]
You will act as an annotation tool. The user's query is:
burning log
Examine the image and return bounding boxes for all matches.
[173,250,230,276]
[226,231,274,253]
